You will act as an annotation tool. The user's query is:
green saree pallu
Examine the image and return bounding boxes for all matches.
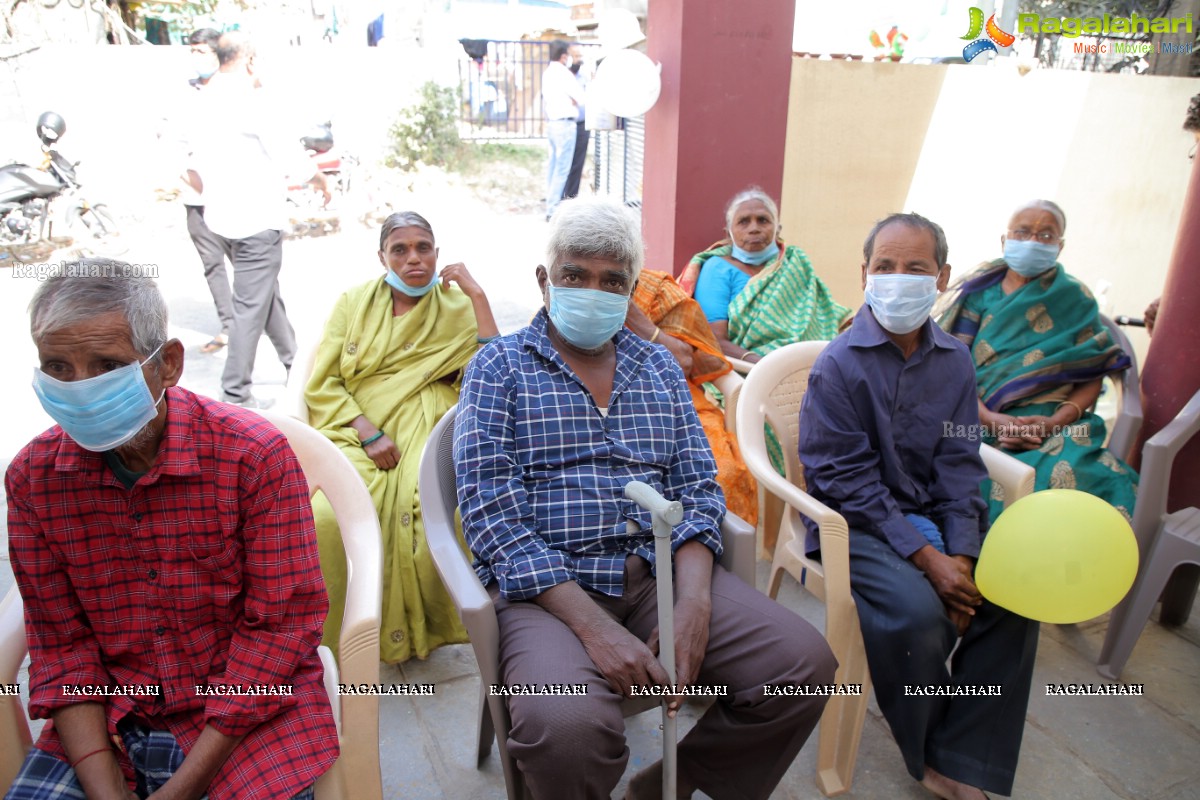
[306,278,478,663]
[683,240,851,473]
[939,262,1138,523]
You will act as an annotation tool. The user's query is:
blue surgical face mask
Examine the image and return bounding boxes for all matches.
[384,268,439,297]
[32,344,166,452]
[548,285,630,350]
[1003,239,1060,278]
[730,240,780,266]
[864,274,939,335]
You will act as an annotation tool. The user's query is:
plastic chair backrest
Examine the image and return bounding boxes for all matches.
[0,587,32,791]
[743,342,826,486]
[1099,314,1143,464]
[280,339,321,424]
[261,413,383,800]
[1128,388,1200,553]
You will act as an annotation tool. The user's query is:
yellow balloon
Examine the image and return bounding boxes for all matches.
[975,489,1138,624]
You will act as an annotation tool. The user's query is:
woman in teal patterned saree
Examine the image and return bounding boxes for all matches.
[938,200,1138,522]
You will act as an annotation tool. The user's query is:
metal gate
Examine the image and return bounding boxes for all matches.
[592,116,644,209]
[458,39,554,139]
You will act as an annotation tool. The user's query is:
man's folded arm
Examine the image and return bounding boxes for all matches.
[658,354,724,560]
[6,465,112,718]
[798,361,928,558]
[929,369,990,558]
[203,443,325,737]
[454,352,574,601]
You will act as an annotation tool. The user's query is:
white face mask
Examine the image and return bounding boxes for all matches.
[864,274,939,335]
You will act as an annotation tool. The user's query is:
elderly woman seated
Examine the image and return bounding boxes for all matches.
[938,199,1138,522]
[680,186,849,365]
[624,270,759,526]
[305,211,498,663]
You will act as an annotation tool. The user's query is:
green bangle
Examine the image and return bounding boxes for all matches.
[477,334,500,344]
[360,431,385,447]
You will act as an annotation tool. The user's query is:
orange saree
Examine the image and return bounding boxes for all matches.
[632,270,759,526]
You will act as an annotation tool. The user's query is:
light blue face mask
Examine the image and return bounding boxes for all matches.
[1003,239,1060,278]
[32,344,165,452]
[730,240,780,266]
[548,285,630,350]
[864,274,939,335]
[384,268,439,297]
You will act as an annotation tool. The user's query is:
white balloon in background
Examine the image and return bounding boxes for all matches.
[593,50,662,119]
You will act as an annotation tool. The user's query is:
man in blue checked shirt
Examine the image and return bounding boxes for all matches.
[454,197,835,800]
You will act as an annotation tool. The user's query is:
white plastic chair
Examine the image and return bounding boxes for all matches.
[417,404,756,800]
[263,413,384,800]
[735,340,1035,797]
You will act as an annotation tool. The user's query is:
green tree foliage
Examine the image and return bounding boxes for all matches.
[386,81,464,172]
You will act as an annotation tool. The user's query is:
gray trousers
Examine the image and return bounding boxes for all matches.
[184,205,234,337]
[848,530,1039,795]
[217,228,296,402]
[492,556,836,800]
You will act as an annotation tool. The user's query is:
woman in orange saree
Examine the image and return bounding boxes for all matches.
[625,269,759,526]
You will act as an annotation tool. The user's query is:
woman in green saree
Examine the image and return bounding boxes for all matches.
[679,187,850,364]
[306,211,498,663]
[938,200,1138,522]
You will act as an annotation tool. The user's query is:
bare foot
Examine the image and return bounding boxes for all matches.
[920,766,989,800]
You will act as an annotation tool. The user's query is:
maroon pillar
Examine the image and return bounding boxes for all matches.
[642,0,797,276]
[1136,153,1200,507]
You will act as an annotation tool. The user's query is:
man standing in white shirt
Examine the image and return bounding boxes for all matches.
[561,42,590,202]
[541,40,583,221]
[186,32,328,408]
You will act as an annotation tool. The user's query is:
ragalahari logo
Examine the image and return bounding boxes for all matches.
[961,7,1015,62]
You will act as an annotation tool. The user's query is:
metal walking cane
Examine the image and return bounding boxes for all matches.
[624,480,682,800]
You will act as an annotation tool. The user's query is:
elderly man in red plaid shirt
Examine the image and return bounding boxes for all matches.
[4,263,338,800]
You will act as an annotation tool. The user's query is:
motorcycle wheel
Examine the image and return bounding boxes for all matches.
[71,204,120,239]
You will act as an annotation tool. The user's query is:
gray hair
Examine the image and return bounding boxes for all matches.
[1010,199,1067,234]
[547,197,644,283]
[724,187,779,233]
[29,263,169,361]
[379,211,435,251]
[215,31,254,67]
[863,212,949,268]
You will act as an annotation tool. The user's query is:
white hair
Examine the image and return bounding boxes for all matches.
[724,187,779,233]
[547,197,644,283]
[30,263,168,361]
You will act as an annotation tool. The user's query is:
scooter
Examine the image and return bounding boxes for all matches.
[286,121,357,238]
[0,111,119,264]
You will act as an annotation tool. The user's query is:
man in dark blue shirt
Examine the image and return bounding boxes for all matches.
[799,213,1038,800]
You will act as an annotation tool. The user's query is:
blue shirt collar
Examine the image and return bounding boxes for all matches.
[846,302,959,355]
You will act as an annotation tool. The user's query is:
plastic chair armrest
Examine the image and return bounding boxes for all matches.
[727,357,755,375]
[719,512,755,586]
[979,444,1036,507]
[710,370,743,434]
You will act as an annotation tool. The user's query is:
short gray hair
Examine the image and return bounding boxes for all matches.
[29,263,169,361]
[724,187,779,233]
[1010,199,1067,234]
[863,213,949,269]
[547,197,643,283]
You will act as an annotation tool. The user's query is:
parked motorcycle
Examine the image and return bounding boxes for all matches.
[0,111,119,264]
[286,121,357,238]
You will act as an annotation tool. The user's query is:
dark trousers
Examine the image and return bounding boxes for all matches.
[492,556,836,800]
[185,205,234,337]
[562,120,589,200]
[848,530,1039,795]
[217,229,296,402]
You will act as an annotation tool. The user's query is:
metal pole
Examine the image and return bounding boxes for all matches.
[623,481,682,799]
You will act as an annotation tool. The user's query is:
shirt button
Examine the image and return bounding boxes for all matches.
[132,512,144,522]
[148,568,158,581]
[154,626,165,636]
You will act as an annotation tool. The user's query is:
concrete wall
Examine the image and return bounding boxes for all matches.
[780,58,1199,365]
